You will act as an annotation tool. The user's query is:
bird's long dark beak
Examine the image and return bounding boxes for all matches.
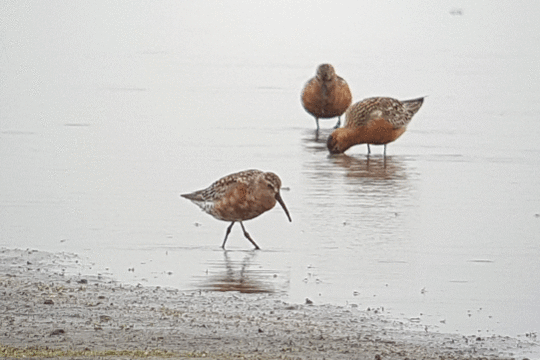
[275,192,292,222]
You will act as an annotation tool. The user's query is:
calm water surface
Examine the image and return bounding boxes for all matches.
[1,1,540,341]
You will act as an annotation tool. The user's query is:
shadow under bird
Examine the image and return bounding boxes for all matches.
[301,63,352,130]
[327,96,424,156]
[180,169,292,250]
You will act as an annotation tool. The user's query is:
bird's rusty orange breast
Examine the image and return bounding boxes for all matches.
[328,118,408,154]
[212,183,277,222]
[352,118,408,145]
[301,78,352,119]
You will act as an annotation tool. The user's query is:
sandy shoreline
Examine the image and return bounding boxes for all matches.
[0,248,537,359]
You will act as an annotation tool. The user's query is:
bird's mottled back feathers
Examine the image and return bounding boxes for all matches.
[345,97,424,129]
[182,169,263,204]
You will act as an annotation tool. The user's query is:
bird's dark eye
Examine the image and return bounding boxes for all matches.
[267,184,273,189]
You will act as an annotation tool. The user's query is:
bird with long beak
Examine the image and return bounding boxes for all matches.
[327,97,424,156]
[181,170,292,250]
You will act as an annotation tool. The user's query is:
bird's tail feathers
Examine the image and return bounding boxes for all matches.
[402,97,425,115]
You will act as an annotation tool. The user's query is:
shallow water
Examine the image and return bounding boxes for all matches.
[1,1,540,340]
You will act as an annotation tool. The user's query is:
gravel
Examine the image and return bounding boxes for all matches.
[1,248,537,359]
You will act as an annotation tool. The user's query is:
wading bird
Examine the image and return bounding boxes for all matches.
[327,97,424,155]
[181,170,292,250]
[301,64,352,130]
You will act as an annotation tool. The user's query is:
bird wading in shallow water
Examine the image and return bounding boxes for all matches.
[327,97,424,156]
[180,170,292,250]
[301,64,352,130]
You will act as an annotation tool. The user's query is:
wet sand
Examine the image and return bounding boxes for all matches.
[1,248,536,359]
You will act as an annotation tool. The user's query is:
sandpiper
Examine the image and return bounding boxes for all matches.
[327,97,424,155]
[181,170,292,250]
[301,64,352,130]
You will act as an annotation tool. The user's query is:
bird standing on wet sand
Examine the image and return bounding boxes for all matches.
[301,64,353,130]
[180,170,292,250]
[327,97,424,156]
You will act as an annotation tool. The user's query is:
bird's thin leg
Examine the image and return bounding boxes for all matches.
[334,116,341,129]
[383,144,387,157]
[221,221,235,249]
[315,117,320,131]
[239,222,260,250]
[367,144,371,155]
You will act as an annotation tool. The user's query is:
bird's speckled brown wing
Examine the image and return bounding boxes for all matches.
[194,169,262,202]
[345,97,421,129]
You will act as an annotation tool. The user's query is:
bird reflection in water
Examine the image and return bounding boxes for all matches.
[302,128,409,181]
[301,135,416,241]
[329,154,408,182]
[197,251,283,294]
[305,128,333,148]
